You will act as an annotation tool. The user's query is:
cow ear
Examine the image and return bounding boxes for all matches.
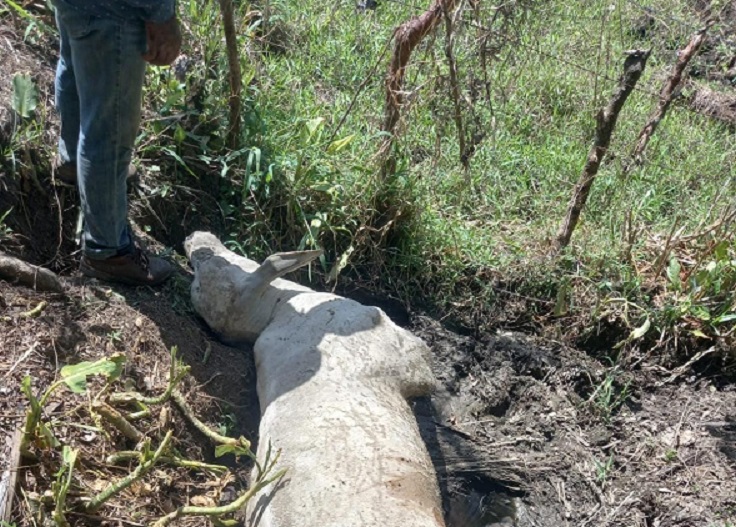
[253,250,323,283]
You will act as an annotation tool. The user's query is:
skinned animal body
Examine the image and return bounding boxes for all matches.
[184,232,445,527]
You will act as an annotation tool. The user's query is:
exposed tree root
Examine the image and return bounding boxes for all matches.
[0,253,64,293]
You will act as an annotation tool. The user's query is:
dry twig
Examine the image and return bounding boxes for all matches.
[554,50,650,251]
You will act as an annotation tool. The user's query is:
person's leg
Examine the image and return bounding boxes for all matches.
[57,9,145,258]
[54,8,80,170]
[53,4,172,284]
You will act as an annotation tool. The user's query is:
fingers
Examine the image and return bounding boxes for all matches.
[142,18,182,66]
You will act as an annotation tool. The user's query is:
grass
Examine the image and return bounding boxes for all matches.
[3,0,735,356]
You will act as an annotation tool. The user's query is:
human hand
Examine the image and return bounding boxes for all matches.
[142,16,182,66]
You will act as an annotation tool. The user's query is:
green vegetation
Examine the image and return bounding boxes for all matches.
[3,0,735,356]
[17,348,280,526]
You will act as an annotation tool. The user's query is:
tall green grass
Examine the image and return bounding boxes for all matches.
[6,0,732,348]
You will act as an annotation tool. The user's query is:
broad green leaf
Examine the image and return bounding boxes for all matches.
[60,354,126,394]
[311,182,334,193]
[62,445,78,465]
[713,241,729,262]
[12,73,38,118]
[691,305,711,322]
[714,313,736,325]
[215,443,251,458]
[40,422,60,448]
[630,318,651,340]
[690,329,709,339]
[666,257,681,291]
[327,134,355,154]
[327,245,354,283]
[301,117,325,144]
[174,124,186,144]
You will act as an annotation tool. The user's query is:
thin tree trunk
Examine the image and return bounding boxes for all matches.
[631,24,711,164]
[380,0,459,176]
[219,0,242,150]
[443,1,467,173]
[554,50,650,252]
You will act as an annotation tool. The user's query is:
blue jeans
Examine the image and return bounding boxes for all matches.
[54,2,146,259]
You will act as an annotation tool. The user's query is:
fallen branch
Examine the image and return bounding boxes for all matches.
[554,50,650,252]
[630,24,711,165]
[0,252,64,293]
[0,428,22,522]
[655,347,716,387]
[85,431,172,514]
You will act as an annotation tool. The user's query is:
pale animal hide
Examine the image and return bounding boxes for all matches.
[185,232,445,527]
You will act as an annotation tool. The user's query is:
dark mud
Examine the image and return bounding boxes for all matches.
[411,316,736,527]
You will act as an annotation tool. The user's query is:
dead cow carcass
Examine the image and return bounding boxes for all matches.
[184,231,445,527]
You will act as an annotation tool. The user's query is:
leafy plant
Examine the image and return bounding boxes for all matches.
[588,364,632,423]
[51,446,78,527]
[0,208,13,240]
[12,74,38,119]
[21,354,126,453]
[594,454,615,485]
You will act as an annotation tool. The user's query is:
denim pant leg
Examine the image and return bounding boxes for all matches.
[54,9,80,166]
[54,6,146,259]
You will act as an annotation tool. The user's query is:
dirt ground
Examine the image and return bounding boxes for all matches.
[2,265,734,527]
[412,317,736,527]
[2,8,735,527]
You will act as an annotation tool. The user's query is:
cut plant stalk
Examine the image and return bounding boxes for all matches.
[85,431,172,514]
[152,449,285,527]
[630,23,712,166]
[106,452,228,474]
[108,347,188,406]
[554,50,650,252]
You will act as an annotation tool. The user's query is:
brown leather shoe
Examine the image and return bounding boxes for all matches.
[80,246,173,286]
[54,160,138,185]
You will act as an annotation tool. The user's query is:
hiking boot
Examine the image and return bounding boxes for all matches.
[80,245,173,286]
[54,159,139,185]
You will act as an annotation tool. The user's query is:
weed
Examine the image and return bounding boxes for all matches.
[0,208,14,240]
[594,454,615,486]
[107,330,123,345]
[5,0,735,357]
[588,363,632,423]
[664,449,678,463]
[218,410,238,438]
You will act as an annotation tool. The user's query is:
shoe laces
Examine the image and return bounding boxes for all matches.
[130,244,150,271]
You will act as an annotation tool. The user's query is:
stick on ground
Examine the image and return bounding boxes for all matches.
[0,428,22,522]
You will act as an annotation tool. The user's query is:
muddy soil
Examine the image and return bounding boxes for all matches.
[412,316,736,527]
